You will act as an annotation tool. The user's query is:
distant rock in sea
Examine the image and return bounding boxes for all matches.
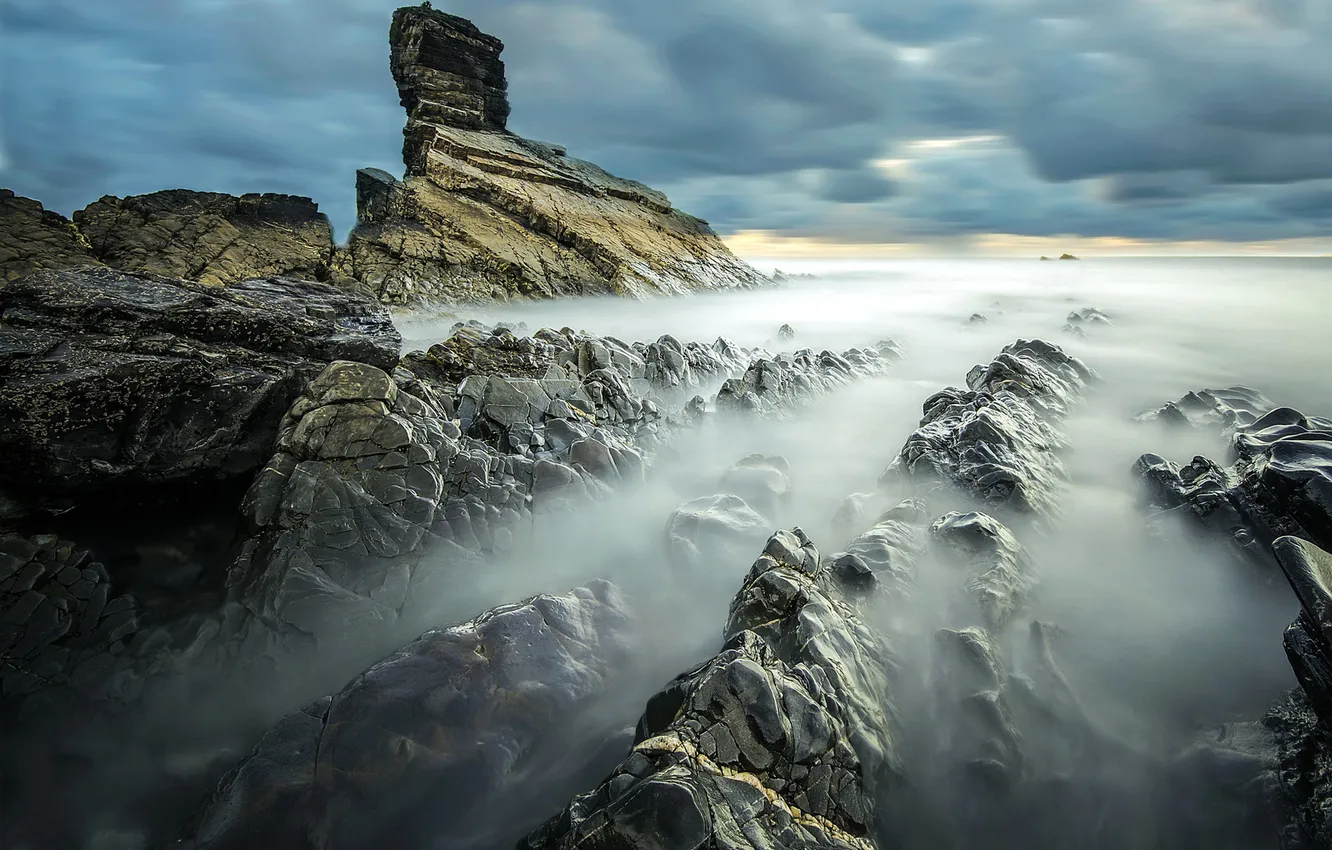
[1059,253,1080,260]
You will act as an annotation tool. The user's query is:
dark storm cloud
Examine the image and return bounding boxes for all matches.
[2,0,1331,243]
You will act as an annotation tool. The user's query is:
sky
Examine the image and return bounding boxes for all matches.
[3,0,1332,256]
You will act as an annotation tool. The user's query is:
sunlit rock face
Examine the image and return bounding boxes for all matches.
[343,4,766,304]
[0,189,99,283]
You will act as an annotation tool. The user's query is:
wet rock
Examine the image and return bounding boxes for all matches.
[1275,537,1332,725]
[830,500,930,602]
[0,266,400,520]
[1137,386,1274,432]
[717,344,893,416]
[1065,307,1111,325]
[778,323,796,340]
[719,454,792,520]
[1134,407,1332,569]
[524,528,902,850]
[881,340,1094,516]
[184,581,633,850]
[73,190,338,286]
[0,534,142,716]
[930,512,1036,633]
[665,494,770,571]
[344,5,764,304]
[0,189,99,282]
[1266,691,1332,849]
[969,313,989,325]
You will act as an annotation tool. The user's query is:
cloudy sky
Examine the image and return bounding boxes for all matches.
[4,0,1332,255]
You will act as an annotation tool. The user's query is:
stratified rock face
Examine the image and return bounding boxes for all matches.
[344,5,765,304]
[186,581,633,850]
[0,189,99,282]
[523,529,901,850]
[389,4,510,132]
[0,266,400,518]
[72,190,338,286]
[1135,407,1332,569]
[881,339,1094,516]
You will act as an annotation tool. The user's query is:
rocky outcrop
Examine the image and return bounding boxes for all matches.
[930,511,1036,633]
[0,189,99,282]
[880,340,1094,516]
[717,343,900,416]
[1137,385,1274,432]
[665,494,769,571]
[342,4,765,304]
[1135,406,1332,569]
[72,190,338,286]
[523,528,902,850]
[183,581,633,850]
[0,266,400,520]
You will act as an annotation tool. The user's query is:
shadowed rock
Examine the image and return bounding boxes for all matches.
[1135,406,1332,569]
[0,266,400,520]
[182,581,633,850]
[1275,537,1332,726]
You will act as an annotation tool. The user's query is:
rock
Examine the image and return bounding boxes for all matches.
[0,189,99,282]
[1136,386,1274,432]
[719,454,792,520]
[1266,691,1332,849]
[969,313,989,325]
[343,5,765,304]
[185,581,634,850]
[1065,307,1111,325]
[0,534,142,716]
[664,494,769,571]
[930,512,1036,634]
[1275,537,1332,726]
[523,528,903,850]
[830,500,929,601]
[1134,406,1332,569]
[778,323,796,340]
[0,266,400,519]
[72,190,338,286]
[881,340,1095,516]
[1058,253,1079,260]
[716,345,893,417]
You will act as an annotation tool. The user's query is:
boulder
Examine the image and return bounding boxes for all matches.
[0,189,99,282]
[719,454,792,520]
[73,190,338,286]
[664,494,769,571]
[184,581,634,850]
[0,266,400,519]
[930,511,1036,634]
[343,5,765,304]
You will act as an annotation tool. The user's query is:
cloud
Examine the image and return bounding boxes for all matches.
[1,0,1330,245]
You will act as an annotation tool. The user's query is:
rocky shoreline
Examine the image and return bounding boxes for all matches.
[2,5,1330,850]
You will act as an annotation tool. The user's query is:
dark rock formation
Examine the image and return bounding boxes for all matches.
[1137,385,1274,432]
[183,581,634,850]
[0,266,400,520]
[0,189,99,282]
[1276,537,1332,726]
[778,323,796,340]
[1065,307,1111,326]
[1058,253,1079,260]
[523,528,901,850]
[73,190,338,286]
[968,313,988,325]
[0,534,142,716]
[880,340,1095,516]
[717,343,899,416]
[342,5,764,304]
[1135,407,1332,569]
[1267,691,1332,850]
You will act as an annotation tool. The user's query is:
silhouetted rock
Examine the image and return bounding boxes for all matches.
[73,190,339,286]
[0,266,400,520]
[1058,253,1079,260]
[0,189,99,282]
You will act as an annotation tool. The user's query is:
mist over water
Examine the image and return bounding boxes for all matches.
[13,258,1331,848]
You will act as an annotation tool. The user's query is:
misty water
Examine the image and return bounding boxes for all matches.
[16,257,1332,848]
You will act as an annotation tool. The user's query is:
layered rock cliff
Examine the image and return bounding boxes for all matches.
[343,3,764,303]
[0,5,762,304]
